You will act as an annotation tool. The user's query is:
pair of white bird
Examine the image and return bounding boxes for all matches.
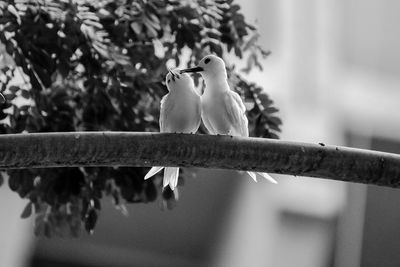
[144,55,277,190]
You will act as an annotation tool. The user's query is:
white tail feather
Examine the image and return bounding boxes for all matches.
[246,171,257,182]
[257,172,278,184]
[246,171,277,184]
[163,167,180,190]
[144,166,164,180]
[163,173,169,188]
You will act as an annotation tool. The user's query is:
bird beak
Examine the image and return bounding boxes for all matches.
[180,66,204,74]
[168,69,180,81]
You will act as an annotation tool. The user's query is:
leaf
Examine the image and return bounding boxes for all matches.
[3,93,16,101]
[175,6,198,20]
[257,92,272,103]
[206,30,221,40]
[234,46,242,58]
[146,13,161,30]
[5,41,14,55]
[19,105,30,111]
[144,22,158,38]
[93,42,110,58]
[267,116,282,126]
[20,202,33,219]
[152,39,165,58]
[8,86,19,93]
[130,22,142,34]
[85,208,98,234]
[20,89,30,99]
[93,198,101,210]
[4,22,18,32]
[0,102,13,110]
[268,132,280,139]
[260,49,271,58]
[266,122,281,132]
[0,112,7,120]
[230,4,241,13]
[264,106,279,114]
[207,42,223,57]
[7,5,21,25]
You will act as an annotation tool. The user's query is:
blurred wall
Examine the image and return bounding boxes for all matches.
[0,175,33,267]
[214,0,400,267]
[31,169,242,267]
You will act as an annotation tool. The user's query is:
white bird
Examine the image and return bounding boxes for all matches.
[144,69,201,190]
[180,55,277,184]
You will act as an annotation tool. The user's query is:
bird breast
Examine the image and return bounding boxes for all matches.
[166,92,200,133]
[201,93,232,135]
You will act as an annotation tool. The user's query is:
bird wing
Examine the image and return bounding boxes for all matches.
[223,91,249,137]
[201,111,218,134]
[159,94,174,132]
[144,166,164,179]
[193,95,202,132]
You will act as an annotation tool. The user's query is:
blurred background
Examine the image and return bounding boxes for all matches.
[2,0,400,266]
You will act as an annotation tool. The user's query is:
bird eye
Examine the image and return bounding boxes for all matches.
[167,79,171,83]
[204,58,211,64]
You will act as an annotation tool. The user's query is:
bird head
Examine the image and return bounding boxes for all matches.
[180,55,227,79]
[165,69,194,91]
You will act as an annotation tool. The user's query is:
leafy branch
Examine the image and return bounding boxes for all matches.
[0,0,281,236]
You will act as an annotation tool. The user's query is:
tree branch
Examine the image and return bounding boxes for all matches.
[0,132,399,188]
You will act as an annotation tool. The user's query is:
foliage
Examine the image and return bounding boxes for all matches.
[0,0,281,236]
